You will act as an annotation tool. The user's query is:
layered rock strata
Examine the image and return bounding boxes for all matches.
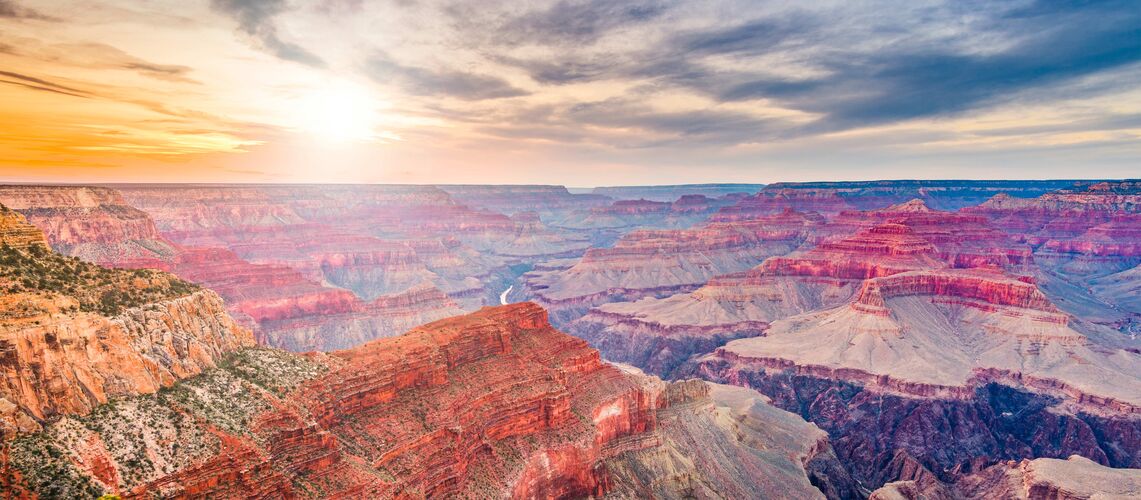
[3,304,840,499]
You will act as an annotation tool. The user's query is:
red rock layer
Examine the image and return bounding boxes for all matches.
[122,304,710,498]
[851,269,1060,318]
[760,222,943,280]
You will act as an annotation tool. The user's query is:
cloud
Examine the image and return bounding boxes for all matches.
[499,0,674,46]
[0,0,57,21]
[364,54,528,100]
[704,1,1141,132]
[210,0,325,67]
[0,70,90,97]
[120,61,198,83]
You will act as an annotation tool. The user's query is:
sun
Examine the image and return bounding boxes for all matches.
[296,82,381,143]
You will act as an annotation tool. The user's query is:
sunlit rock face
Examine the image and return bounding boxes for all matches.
[0,215,252,436]
[3,303,844,499]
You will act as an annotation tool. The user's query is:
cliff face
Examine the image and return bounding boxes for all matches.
[0,205,49,250]
[0,290,253,434]
[3,303,836,499]
[0,221,253,436]
[0,186,178,266]
[103,184,602,350]
[689,359,1141,493]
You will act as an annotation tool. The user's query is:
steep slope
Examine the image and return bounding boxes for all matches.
[2,304,844,499]
[0,210,252,436]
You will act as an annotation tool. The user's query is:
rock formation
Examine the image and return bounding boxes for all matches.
[0,186,179,266]
[3,304,843,499]
[0,215,252,436]
[525,210,817,325]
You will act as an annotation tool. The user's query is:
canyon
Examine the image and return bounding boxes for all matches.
[1,303,847,499]
[0,179,1138,498]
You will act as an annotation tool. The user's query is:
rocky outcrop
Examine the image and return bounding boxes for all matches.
[4,304,837,499]
[566,221,946,377]
[0,205,49,250]
[0,186,179,265]
[0,289,253,435]
[850,269,1061,318]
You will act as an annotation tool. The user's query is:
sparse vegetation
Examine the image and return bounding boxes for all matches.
[0,242,198,316]
[7,347,329,496]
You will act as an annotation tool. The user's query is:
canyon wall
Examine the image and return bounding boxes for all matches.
[3,304,840,499]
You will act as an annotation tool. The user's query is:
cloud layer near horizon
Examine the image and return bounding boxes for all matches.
[0,0,1138,184]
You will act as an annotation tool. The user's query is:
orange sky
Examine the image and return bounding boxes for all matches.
[1,0,1139,185]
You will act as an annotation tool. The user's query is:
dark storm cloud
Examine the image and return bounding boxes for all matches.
[210,0,325,67]
[364,54,528,100]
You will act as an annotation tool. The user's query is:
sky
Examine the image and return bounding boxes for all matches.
[0,0,1138,185]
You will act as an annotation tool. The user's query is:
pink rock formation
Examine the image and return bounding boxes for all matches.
[0,185,179,266]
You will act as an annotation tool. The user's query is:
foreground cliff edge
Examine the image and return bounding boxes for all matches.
[2,301,853,498]
[0,204,253,435]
